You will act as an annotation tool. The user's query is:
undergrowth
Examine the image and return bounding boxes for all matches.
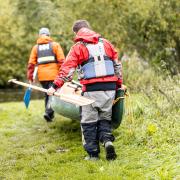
[0,57,179,179]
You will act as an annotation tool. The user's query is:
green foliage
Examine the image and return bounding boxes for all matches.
[0,0,26,86]
[0,0,179,87]
[122,54,180,131]
[0,0,74,87]
[74,0,180,74]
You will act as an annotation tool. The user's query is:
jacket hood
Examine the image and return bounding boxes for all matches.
[74,28,101,43]
[37,35,53,44]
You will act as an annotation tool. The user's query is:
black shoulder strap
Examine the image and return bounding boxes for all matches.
[75,41,88,47]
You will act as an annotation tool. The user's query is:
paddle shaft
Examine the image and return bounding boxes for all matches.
[8,79,95,106]
[9,79,59,95]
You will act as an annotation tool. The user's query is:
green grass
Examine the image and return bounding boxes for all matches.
[0,94,179,179]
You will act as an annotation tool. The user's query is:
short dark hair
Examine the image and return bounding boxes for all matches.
[72,20,91,33]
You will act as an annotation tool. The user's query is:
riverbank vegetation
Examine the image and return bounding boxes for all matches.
[0,57,179,179]
[0,0,179,87]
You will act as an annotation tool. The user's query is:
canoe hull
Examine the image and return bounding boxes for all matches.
[51,88,125,129]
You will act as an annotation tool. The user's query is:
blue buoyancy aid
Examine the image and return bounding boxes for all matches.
[78,39,115,80]
[37,42,57,64]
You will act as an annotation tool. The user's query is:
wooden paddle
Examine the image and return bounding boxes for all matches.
[8,79,95,106]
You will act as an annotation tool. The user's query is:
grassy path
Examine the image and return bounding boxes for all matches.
[0,96,179,179]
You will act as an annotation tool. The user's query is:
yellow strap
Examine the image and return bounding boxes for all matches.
[113,96,124,105]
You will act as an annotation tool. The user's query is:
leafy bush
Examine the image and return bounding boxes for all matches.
[0,0,179,87]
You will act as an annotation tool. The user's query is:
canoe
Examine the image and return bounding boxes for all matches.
[51,88,125,129]
[112,88,125,129]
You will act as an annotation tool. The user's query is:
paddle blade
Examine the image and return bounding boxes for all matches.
[23,88,31,108]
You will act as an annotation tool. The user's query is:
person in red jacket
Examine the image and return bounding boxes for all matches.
[27,27,65,122]
[47,20,123,160]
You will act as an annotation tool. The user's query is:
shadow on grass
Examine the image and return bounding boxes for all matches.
[48,117,81,141]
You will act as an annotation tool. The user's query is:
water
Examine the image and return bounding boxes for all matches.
[0,89,43,102]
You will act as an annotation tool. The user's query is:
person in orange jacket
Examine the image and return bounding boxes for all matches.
[27,27,65,122]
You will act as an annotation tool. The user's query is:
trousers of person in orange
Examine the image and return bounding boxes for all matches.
[27,27,65,122]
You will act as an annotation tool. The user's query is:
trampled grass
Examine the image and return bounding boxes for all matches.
[0,94,179,179]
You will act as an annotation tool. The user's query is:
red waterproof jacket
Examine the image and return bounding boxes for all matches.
[53,28,123,90]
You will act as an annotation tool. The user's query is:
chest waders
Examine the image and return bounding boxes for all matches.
[51,83,125,129]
